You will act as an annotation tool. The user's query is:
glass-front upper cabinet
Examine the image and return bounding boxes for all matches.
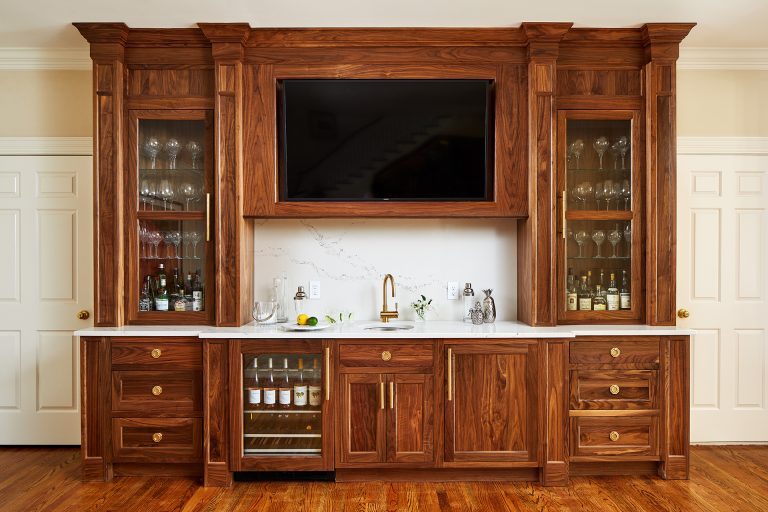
[126,110,214,324]
[557,111,642,323]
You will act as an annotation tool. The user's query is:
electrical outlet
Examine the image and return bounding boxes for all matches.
[447,281,459,300]
[309,280,321,299]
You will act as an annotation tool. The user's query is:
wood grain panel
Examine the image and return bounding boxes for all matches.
[338,343,433,370]
[571,416,658,457]
[570,369,657,410]
[659,336,690,479]
[112,417,202,463]
[127,67,214,98]
[111,338,201,369]
[204,339,230,486]
[570,339,659,365]
[111,370,202,415]
[80,337,112,481]
[557,69,641,97]
[387,374,434,464]
[246,47,526,65]
[338,373,385,464]
[541,340,568,486]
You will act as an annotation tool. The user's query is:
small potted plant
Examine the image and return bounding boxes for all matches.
[410,295,433,321]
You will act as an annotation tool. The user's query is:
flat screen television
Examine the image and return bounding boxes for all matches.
[278,79,494,201]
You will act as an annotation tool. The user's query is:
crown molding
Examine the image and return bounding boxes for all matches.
[0,48,91,70]
[678,48,768,70]
[0,137,92,155]
[678,137,768,155]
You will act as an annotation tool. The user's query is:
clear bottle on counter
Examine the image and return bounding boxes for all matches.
[463,282,475,323]
[274,273,288,323]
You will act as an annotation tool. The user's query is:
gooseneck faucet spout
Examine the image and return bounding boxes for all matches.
[380,273,399,323]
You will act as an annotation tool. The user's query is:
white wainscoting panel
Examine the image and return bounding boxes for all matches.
[0,331,21,409]
[691,209,721,301]
[37,210,76,302]
[0,210,20,302]
[37,331,77,410]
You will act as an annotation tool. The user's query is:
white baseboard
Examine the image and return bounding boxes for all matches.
[0,137,92,155]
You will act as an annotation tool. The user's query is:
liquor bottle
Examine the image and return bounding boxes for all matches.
[263,358,276,409]
[139,275,153,311]
[192,270,204,312]
[293,358,308,407]
[185,272,194,296]
[586,270,593,293]
[607,272,620,311]
[154,264,169,311]
[566,268,578,311]
[593,285,607,310]
[620,270,631,310]
[578,275,592,311]
[246,357,261,407]
[598,269,607,299]
[308,357,322,407]
[171,268,186,311]
[462,283,475,323]
[278,357,292,408]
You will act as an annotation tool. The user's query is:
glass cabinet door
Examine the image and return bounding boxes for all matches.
[128,111,214,324]
[558,111,641,322]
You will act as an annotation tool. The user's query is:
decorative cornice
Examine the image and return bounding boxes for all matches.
[677,137,768,155]
[0,48,90,70]
[0,137,92,155]
[678,48,768,70]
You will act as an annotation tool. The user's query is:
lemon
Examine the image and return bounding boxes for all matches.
[307,316,318,326]
[297,314,309,325]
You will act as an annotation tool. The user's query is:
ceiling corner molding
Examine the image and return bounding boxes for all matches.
[0,137,93,155]
[678,137,768,155]
[678,48,768,70]
[0,48,91,71]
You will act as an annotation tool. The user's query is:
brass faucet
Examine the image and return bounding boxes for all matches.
[380,273,399,323]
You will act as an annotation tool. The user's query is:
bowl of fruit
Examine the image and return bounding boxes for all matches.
[279,314,331,331]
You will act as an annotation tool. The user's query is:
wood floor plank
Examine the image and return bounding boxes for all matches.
[0,447,767,511]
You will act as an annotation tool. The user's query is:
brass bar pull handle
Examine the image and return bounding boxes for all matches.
[389,381,394,409]
[447,348,452,401]
[380,382,385,410]
[562,191,567,239]
[205,193,211,242]
[324,347,330,402]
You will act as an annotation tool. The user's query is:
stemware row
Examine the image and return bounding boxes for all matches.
[140,227,203,259]
[568,223,632,259]
[143,137,203,170]
[571,179,631,210]
[568,135,630,170]
[140,174,203,211]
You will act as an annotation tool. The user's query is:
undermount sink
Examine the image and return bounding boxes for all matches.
[363,323,415,331]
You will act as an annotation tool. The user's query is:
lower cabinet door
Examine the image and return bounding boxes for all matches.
[387,373,434,464]
[112,417,202,463]
[339,373,385,464]
[445,342,539,464]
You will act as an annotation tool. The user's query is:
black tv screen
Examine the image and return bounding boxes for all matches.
[279,79,493,201]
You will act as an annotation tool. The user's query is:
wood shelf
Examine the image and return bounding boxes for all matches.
[566,211,633,221]
[138,211,205,221]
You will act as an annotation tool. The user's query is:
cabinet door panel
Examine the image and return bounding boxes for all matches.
[387,373,434,464]
[445,342,538,463]
[339,373,385,464]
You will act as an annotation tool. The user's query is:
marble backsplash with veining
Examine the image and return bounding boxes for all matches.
[253,218,517,322]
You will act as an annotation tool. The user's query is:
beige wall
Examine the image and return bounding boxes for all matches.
[0,70,91,137]
[678,69,768,137]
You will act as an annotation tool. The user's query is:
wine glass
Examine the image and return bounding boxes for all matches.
[143,137,161,169]
[574,230,589,258]
[592,230,606,258]
[139,178,154,211]
[581,181,594,210]
[148,230,162,259]
[608,225,622,258]
[568,139,584,169]
[615,136,629,169]
[593,136,609,170]
[594,181,605,210]
[188,231,202,259]
[602,180,615,210]
[610,140,621,170]
[165,138,181,170]
[180,181,199,211]
[624,223,632,258]
[139,226,149,259]
[164,231,182,260]
[186,141,202,169]
[571,184,583,210]
[620,179,631,210]
[158,178,175,211]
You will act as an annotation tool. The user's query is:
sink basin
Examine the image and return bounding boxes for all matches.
[363,323,415,331]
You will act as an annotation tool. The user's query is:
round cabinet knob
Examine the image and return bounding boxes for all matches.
[677,308,690,319]
[77,310,90,320]
[609,431,620,442]
[151,385,163,396]
[381,351,392,361]
[150,348,162,359]
[152,432,163,443]
[609,384,621,395]
[610,347,621,358]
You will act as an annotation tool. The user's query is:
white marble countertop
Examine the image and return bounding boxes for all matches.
[76,321,695,339]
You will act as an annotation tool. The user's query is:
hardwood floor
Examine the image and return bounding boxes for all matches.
[0,446,766,511]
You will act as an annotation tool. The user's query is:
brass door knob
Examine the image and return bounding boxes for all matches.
[152,433,163,443]
[677,308,690,319]
[609,431,620,442]
[609,384,621,395]
[150,348,162,359]
[77,310,90,320]
[151,385,163,396]
[381,351,392,361]
[610,347,621,358]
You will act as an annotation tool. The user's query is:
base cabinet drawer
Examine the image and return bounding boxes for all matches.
[570,340,659,365]
[111,339,201,369]
[570,370,658,410]
[111,370,202,414]
[339,342,433,370]
[112,418,202,462]
[570,416,658,457]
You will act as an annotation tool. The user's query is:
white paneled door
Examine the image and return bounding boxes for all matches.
[677,150,768,442]
[0,155,92,444]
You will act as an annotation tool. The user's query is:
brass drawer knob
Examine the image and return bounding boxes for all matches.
[152,432,163,443]
[150,348,162,359]
[609,384,620,395]
[381,351,392,361]
[609,431,620,442]
[610,347,621,358]
[151,385,163,396]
